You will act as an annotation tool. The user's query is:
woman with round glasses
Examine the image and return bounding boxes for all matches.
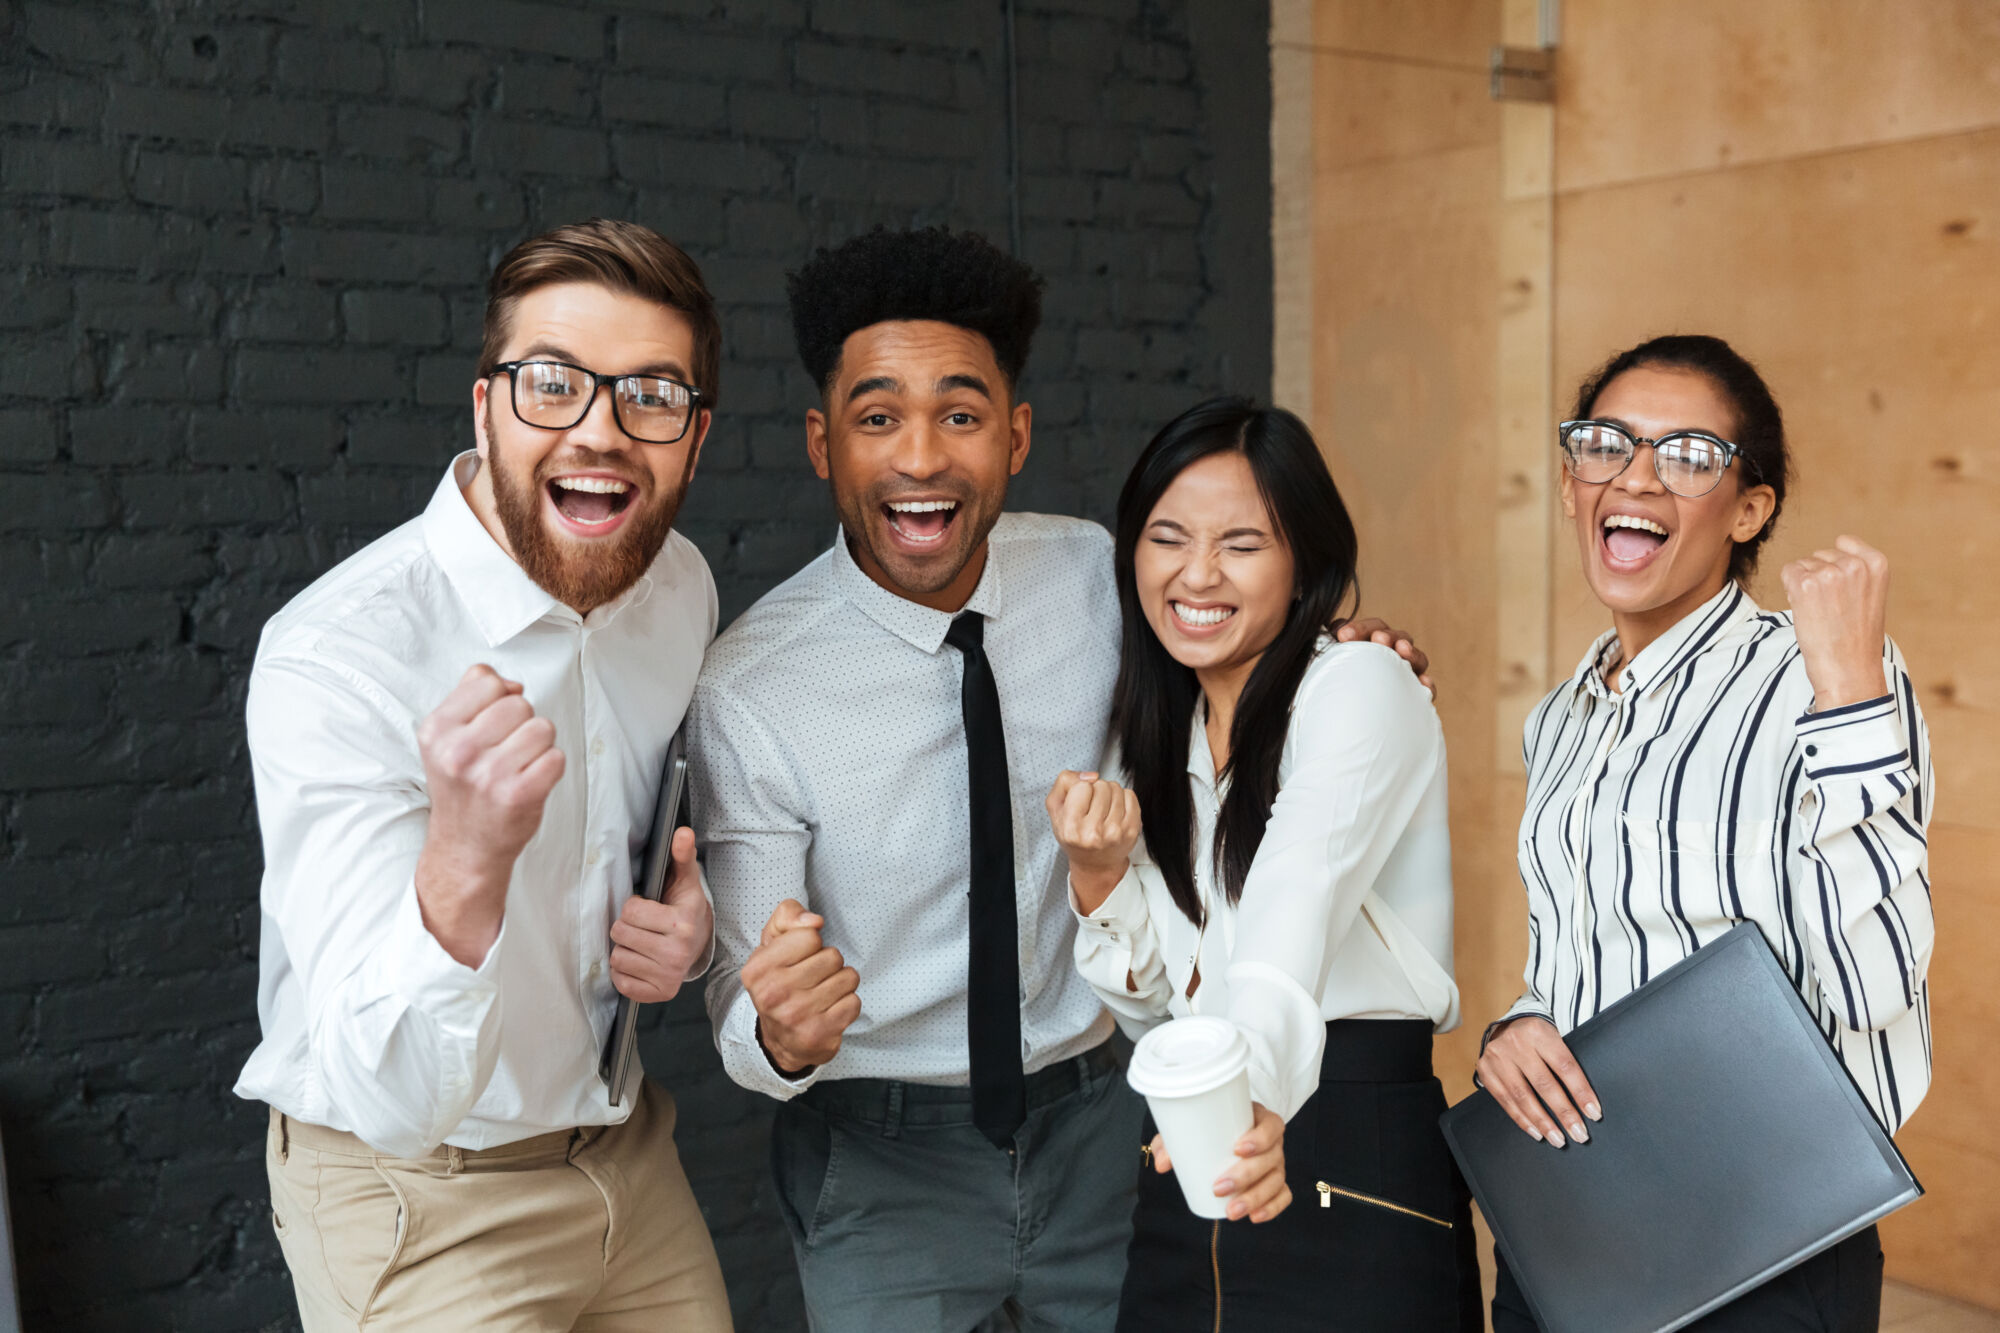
[1477,334,1933,1330]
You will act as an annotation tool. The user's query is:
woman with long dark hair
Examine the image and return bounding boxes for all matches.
[1046,397,1480,1329]
[1476,335,1933,1329]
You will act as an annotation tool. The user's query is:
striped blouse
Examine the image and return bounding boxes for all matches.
[1500,582,1934,1132]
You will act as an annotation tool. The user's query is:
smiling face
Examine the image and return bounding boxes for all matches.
[1562,363,1776,653]
[1133,451,1297,685]
[806,319,1031,612]
[469,281,707,614]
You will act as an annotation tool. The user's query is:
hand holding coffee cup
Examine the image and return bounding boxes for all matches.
[1145,1103,1290,1222]
[1046,770,1142,913]
[1129,1016,1292,1222]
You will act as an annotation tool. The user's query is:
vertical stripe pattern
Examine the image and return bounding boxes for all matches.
[1502,584,1934,1131]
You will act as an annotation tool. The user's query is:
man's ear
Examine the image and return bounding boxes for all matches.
[472,376,493,460]
[1007,399,1032,477]
[682,408,711,487]
[805,407,832,481]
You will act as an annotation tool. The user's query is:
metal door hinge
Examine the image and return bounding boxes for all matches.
[1490,46,1555,103]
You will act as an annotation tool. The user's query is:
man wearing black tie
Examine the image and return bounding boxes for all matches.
[688,228,1428,1330]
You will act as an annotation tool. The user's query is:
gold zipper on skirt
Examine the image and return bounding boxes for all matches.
[1315,1180,1453,1229]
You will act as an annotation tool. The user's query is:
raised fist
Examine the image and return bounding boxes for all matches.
[1782,536,1890,712]
[1046,770,1142,911]
[742,899,861,1075]
[413,664,565,966]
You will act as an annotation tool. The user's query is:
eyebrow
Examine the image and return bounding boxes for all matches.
[516,340,691,382]
[847,375,901,402]
[937,373,992,400]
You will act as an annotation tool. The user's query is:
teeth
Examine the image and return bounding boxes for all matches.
[553,476,631,494]
[1172,602,1235,627]
[1604,514,1667,537]
[887,499,958,513]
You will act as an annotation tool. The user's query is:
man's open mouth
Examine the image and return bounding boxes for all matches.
[548,475,636,529]
[884,498,960,547]
[1602,512,1669,568]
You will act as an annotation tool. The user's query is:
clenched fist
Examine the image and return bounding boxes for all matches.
[1046,770,1142,914]
[743,899,861,1075]
[1782,536,1891,712]
[609,827,714,1004]
[414,664,566,967]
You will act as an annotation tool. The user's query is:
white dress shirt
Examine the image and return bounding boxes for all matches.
[689,514,1119,1100]
[1072,640,1460,1122]
[1502,582,1933,1131]
[234,452,717,1156]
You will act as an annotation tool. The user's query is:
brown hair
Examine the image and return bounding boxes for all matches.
[479,218,722,406]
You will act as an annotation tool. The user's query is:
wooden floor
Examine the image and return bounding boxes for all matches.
[1884,1282,2000,1332]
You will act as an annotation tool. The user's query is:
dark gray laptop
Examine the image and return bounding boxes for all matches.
[1440,922,1920,1333]
[598,727,689,1108]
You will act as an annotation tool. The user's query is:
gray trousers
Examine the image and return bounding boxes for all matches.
[769,1043,1144,1333]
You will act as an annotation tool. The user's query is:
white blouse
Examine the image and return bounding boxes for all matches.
[1073,639,1460,1122]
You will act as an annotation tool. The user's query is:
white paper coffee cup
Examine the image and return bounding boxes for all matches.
[1127,1016,1254,1220]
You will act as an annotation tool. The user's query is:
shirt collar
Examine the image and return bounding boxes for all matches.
[1569,581,1761,708]
[829,523,1004,654]
[423,452,658,647]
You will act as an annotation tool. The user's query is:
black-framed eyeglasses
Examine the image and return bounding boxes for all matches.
[1557,419,1757,498]
[490,360,703,444]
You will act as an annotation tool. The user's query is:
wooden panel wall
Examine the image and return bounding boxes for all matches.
[1295,0,2000,1310]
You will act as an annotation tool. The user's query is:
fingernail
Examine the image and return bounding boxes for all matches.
[1570,1122,1589,1143]
[1585,1102,1601,1121]
[1525,1127,1542,1142]
[1547,1129,1565,1149]
[1215,1179,1234,1194]
[1228,1202,1245,1219]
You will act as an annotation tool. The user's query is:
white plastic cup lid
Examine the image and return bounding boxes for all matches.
[1127,1015,1251,1099]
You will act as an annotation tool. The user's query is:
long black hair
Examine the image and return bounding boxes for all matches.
[1111,397,1360,926]
[1572,333,1790,582]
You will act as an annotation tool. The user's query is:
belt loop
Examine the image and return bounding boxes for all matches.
[445,1143,464,1175]
[1074,1052,1092,1089]
[883,1082,905,1140]
[277,1113,290,1164]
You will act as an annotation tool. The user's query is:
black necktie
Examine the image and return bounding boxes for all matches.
[945,612,1026,1148]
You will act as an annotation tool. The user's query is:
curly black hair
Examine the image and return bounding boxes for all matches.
[786,226,1044,396]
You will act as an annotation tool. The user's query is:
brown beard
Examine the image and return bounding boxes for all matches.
[484,424,689,613]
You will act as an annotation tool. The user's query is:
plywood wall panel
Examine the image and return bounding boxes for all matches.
[1311,52,1498,172]
[1556,0,2000,194]
[1309,0,1497,68]
[1310,32,1512,1110]
[1880,1132,2000,1310]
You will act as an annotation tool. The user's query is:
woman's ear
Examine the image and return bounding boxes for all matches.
[1731,482,1778,543]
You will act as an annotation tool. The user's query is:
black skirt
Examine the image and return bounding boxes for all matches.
[1116,1019,1482,1332]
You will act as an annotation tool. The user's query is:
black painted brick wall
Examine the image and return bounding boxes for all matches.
[0,1,1271,1328]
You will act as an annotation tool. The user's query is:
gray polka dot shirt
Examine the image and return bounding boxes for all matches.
[689,513,1122,1099]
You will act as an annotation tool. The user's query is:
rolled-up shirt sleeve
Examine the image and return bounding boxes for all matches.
[686,684,823,1101]
[1793,640,1935,1035]
[1071,859,1172,1034]
[246,655,504,1158]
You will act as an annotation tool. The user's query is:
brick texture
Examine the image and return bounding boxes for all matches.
[0,2,1271,1328]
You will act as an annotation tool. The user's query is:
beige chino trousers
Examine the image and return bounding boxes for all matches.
[265,1080,732,1332]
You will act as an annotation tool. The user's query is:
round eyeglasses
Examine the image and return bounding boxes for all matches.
[490,360,703,444]
[1557,419,1757,499]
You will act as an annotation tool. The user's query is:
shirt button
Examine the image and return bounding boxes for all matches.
[588,961,602,979]
[591,737,605,757]
[1805,744,1818,757]
[585,848,600,867]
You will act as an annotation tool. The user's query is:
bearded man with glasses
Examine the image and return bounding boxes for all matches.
[236,219,733,1331]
